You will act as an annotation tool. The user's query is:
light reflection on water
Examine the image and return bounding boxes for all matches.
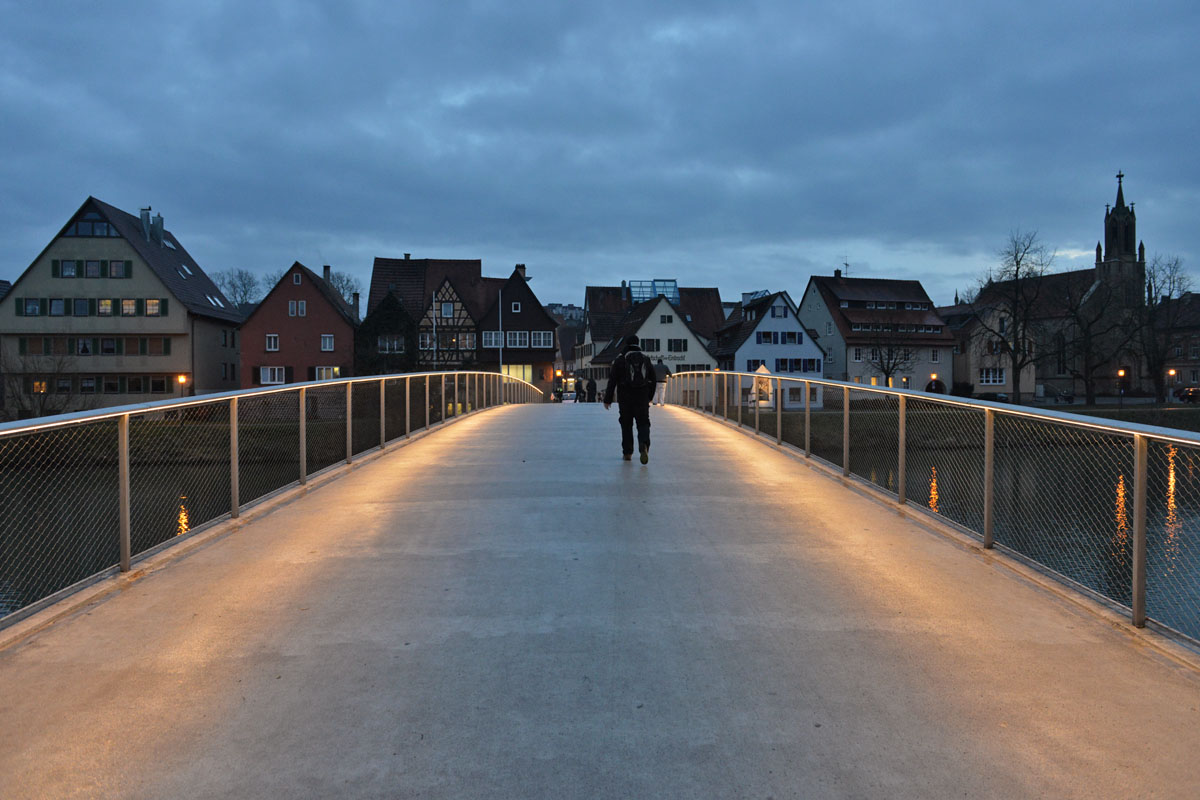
[1113,473,1129,561]
[1164,446,1180,575]
[928,467,939,514]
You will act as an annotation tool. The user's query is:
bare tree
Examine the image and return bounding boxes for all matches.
[211,269,263,306]
[327,271,363,305]
[1053,277,1135,405]
[865,329,917,387]
[0,350,94,420]
[970,230,1055,403]
[1134,255,1192,402]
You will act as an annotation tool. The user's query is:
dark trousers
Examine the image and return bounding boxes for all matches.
[618,398,651,455]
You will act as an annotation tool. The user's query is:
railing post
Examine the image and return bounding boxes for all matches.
[897,395,907,504]
[754,377,760,433]
[776,377,782,444]
[723,373,728,418]
[453,372,459,417]
[842,386,850,477]
[441,374,446,421]
[118,414,131,572]
[230,397,240,519]
[737,375,743,427]
[804,381,811,456]
[379,379,387,448]
[345,381,353,464]
[299,387,308,485]
[425,375,430,427]
[984,409,995,547]
[1132,434,1148,627]
[405,377,411,437]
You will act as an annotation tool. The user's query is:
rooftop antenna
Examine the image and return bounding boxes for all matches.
[842,256,850,277]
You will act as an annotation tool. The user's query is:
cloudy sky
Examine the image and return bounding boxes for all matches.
[2,0,1198,309]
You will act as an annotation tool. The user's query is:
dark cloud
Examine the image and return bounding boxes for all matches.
[2,0,1198,309]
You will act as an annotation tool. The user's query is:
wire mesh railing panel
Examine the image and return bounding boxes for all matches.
[352,382,381,456]
[809,385,843,468]
[849,390,899,495]
[1146,440,1200,642]
[779,380,809,451]
[993,414,1134,607]
[238,392,300,504]
[429,377,444,424]
[905,399,985,533]
[384,378,408,442]
[0,422,120,619]
[130,403,231,555]
[410,376,429,431]
[305,386,346,475]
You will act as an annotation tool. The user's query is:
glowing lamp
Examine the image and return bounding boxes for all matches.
[930,373,938,381]
[1118,369,1126,378]
[177,374,188,385]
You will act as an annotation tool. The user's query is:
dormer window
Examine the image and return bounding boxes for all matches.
[179,263,193,277]
[866,301,875,309]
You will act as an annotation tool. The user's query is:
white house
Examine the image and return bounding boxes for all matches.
[712,290,825,408]
[589,296,717,380]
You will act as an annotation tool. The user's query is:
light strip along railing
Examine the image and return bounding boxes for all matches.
[668,370,1200,647]
[0,371,542,626]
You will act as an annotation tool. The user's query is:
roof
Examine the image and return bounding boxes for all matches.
[590,297,718,365]
[973,268,1099,320]
[808,275,934,304]
[676,287,725,339]
[369,257,501,322]
[86,197,242,323]
[583,283,725,343]
[806,274,953,345]
[557,322,583,362]
[0,280,10,303]
[245,262,360,329]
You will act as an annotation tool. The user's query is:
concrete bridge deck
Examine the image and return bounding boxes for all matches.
[2,403,1199,799]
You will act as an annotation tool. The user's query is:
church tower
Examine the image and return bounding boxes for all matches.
[1094,172,1146,307]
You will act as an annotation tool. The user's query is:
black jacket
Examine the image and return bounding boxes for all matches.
[604,346,656,404]
[653,362,672,382]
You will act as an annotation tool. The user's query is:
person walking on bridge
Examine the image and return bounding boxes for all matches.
[653,358,672,405]
[603,337,656,463]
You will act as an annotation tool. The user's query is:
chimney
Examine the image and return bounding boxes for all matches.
[834,268,842,279]
[323,265,332,283]
[515,263,526,279]
[140,207,152,241]
[151,213,164,246]
[404,253,411,260]
[352,291,360,319]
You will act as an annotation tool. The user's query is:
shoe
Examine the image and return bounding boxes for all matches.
[640,446,649,465]
[623,453,632,461]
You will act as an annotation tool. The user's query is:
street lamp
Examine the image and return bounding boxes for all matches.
[1118,369,1126,410]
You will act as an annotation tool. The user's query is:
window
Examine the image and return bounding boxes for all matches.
[979,367,1006,385]
[128,376,145,394]
[266,334,279,351]
[853,348,863,362]
[483,331,503,348]
[507,330,529,348]
[1173,345,1183,357]
[150,376,167,393]
[866,301,875,309]
[667,339,687,352]
[771,306,789,318]
[288,301,297,316]
[871,348,881,361]
[80,377,96,394]
[73,299,89,316]
[1191,346,1199,360]
[419,331,433,350]
[531,331,554,348]
[293,272,301,285]
[640,338,661,353]
[61,261,77,278]
[321,334,335,351]
[315,367,341,380]
[775,358,789,372]
[122,299,137,316]
[24,298,40,315]
[660,314,673,324]
[839,300,848,308]
[930,348,940,363]
[221,363,228,380]
[56,377,73,393]
[460,333,476,350]
[378,335,404,353]
[49,298,65,316]
[260,367,286,384]
[441,302,454,318]
[85,260,102,278]
[746,359,764,371]
[103,377,120,394]
[31,380,47,394]
[100,338,117,355]
[788,387,804,402]
[76,338,93,355]
[511,302,521,313]
[108,261,127,278]
[826,322,833,335]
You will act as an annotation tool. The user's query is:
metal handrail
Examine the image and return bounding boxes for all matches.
[0,371,543,626]
[667,370,1200,645]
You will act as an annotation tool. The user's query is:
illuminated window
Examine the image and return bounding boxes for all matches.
[98,299,113,317]
[315,366,340,380]
[146,299,161,316]
[32,380,47,394]
[122,299,137,316]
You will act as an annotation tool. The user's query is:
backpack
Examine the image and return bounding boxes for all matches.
[624,350,651,391]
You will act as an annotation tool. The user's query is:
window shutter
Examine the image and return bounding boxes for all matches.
[91,337,100,355]
[43,337,51,354]
[52,260,60,278]
[67,337,76,354]
[64,298,74,317]
[99,260,108,276]
[17,337,26,355]
[252,366,261,385]
[160,298,168,316]
[307,366,316,381]
[124,260,132,278]
[139,338,148,355]
[284,366,294,383]
[118,377,127,393]
[88,298,97,316]
[111,298,119,314]
[115,339,124,355]
[135,299,144,316]
[163,337,171,355]
[15,298,23,316]
[39,298,48,316]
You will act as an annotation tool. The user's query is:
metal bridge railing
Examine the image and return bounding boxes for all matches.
[0,371,542,626]
[669,370,1200,647]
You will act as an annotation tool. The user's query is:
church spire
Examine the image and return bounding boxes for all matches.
[1115,170,1126,209]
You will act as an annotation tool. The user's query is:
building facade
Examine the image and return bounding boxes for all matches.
[240,263,359,386]
[0,197,241,419]
[589,297,718,383]
[712,291,825,408]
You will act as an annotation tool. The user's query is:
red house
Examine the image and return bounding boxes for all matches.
[240,262,359,386]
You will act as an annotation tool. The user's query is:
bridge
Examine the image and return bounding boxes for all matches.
[2,374,1200,798]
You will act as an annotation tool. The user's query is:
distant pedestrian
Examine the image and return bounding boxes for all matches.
[587,377,598,403]
[603,338,656,463]
[573,380,583,402]
[653,359,672,405]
